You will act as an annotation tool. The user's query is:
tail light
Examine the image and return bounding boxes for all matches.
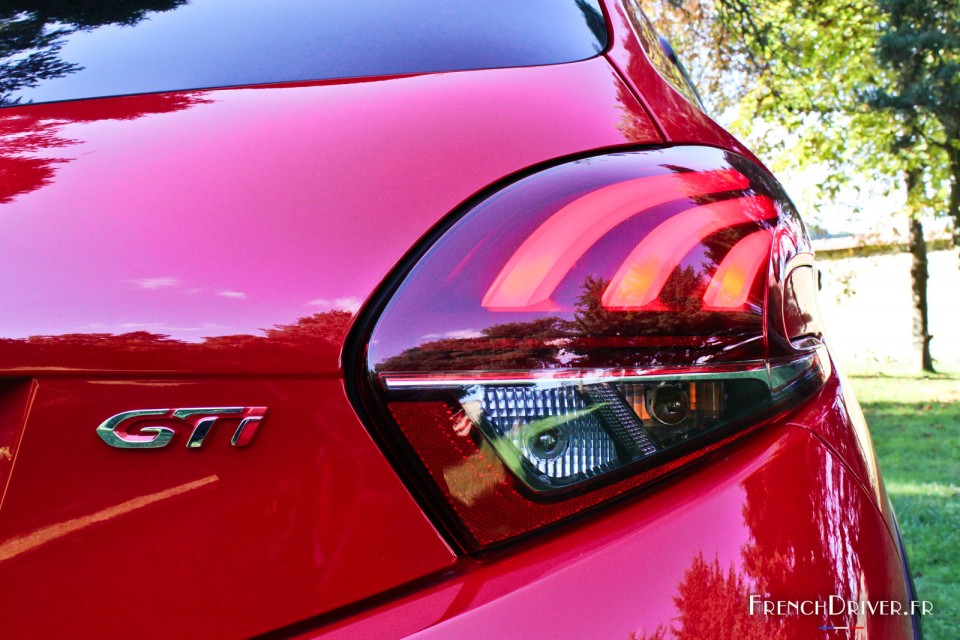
[352,147,827,551]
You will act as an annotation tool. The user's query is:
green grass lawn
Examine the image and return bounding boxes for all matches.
[850,373,960,639]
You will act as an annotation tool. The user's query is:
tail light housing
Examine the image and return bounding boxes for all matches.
[351,147,827,551]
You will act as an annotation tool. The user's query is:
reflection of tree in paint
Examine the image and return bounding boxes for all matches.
[0,310,355,371]
[0,91,209,204]
[377,275,763,372]
[737,430,862,637]
[632,422,870,639]
[671,553,774,639]
[1,1,188,104]
[207,310,355,349]
[1,3,203,204]
[632,553,773,640]
[0,111,68,204]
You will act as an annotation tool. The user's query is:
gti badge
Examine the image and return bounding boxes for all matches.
[97,407,267,449]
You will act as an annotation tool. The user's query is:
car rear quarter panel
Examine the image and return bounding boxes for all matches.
[601,0,760,161]
[0,59,661,638]
[0,59,660,376]
[295,377,915,640]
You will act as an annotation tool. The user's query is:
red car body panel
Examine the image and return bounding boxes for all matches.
[0,58,659,377]
[602,1,756,159]
[0,2,916,638]
[0,377,454,639]
[0,58,662,639]
[305,397,913,640]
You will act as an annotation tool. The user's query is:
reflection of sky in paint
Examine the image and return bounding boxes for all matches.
[0,92,372,341]
[14,0,606,105]
[1,55,653,350]
[0,94,369,341]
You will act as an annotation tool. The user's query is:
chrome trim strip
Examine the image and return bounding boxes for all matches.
[383,366,769,390]
[381,353,823,391]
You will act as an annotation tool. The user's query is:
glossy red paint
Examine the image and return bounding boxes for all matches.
[296,415,914,639]
[0,377,454,639]
[0,2,916,638]
[0,58,660,376]
[785,363,896,530]
[603,0,761,164]
[0,380,35,507]
[0,55,662,639]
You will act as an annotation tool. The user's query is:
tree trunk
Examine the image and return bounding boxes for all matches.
[908,216,934,372]
[906,168,935,372]
[950,146,960,266]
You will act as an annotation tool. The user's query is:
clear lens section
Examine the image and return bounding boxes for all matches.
[617,381,725,445]
[460,378,759,491]
[468,385,622,483]
[383,353,826,493]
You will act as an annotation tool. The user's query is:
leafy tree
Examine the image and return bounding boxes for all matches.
[867,0,960,371]
[871,0,960,256]
[642,0,944,371]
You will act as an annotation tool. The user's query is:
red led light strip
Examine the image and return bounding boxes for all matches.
[481,169,750,311]
[602,196,777,309]
[702,229,774,309]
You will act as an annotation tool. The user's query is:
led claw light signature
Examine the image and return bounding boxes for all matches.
[362,148,832,550]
